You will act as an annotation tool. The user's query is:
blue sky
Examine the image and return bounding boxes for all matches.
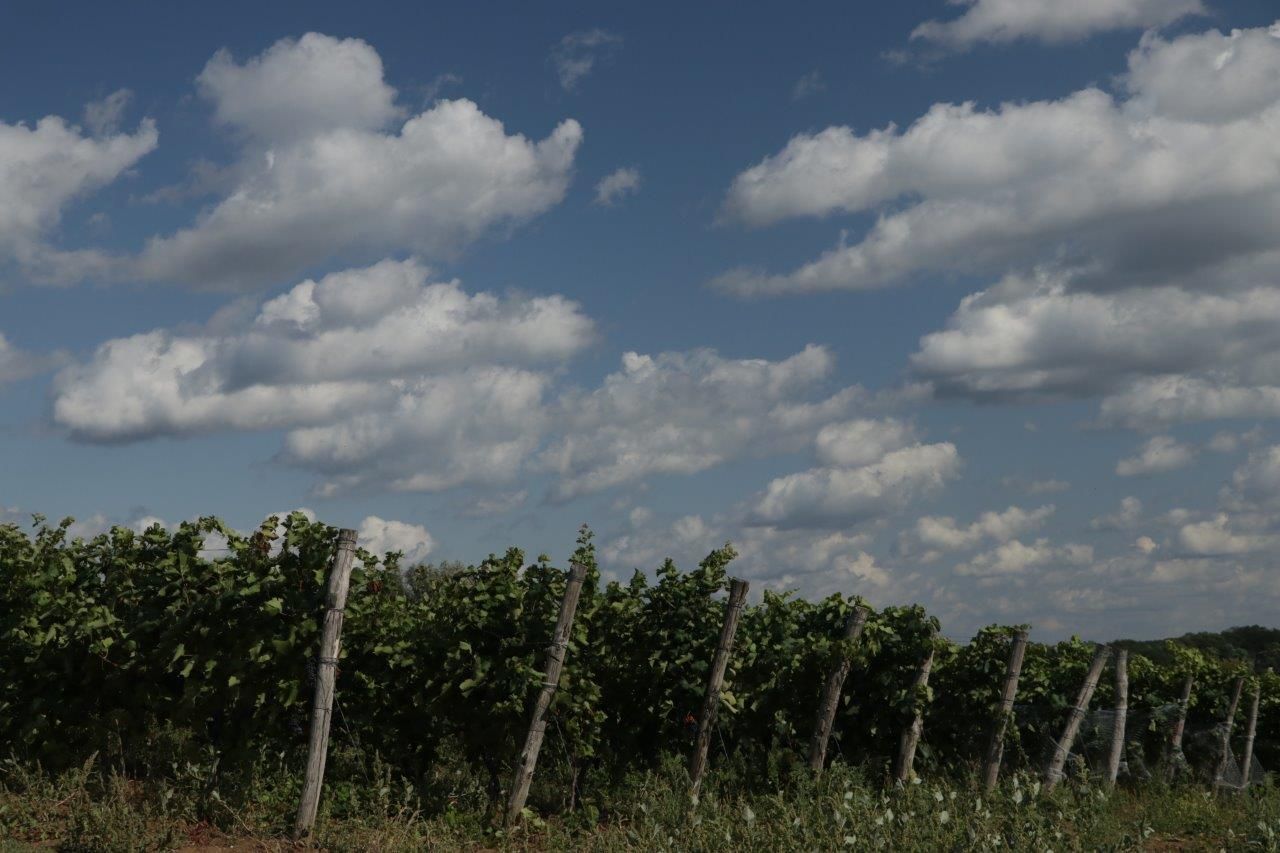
[3,0,1280,640]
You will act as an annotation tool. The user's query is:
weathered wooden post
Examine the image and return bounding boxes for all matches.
[1105,650,1128,789]
[689,578,749,800]
[1165,674,1194,781]
[505,562,589,827]
[808,604,870,772]
[1213,676,1245,790]
[983,628,1029,791]
[294,528,359,840]
[1239,682,1261,791]
[1044,644,1110,792]
[893,646,936,784]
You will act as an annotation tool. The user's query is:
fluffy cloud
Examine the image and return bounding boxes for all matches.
[130,34,581,290]
[717,21,1280,296]
[738,529,893,594]
[1124,23,1280,123]
[749,441,961,529]
[281,368,548,494]
[197,33,400,145]
[52,260,899,499]
[1099,377,1280,428]
[907,504,1055,554]
[815,418,917,467]
[551,29,622,91]
[955,538,1093,577]
[907,266,1280,428]
[912,271,1280,399]
[1115,435,1196,476]
[52,258,590,445]
[599,421,963,602]
[539,346,876,501]
[1178,513,1279,556]
[594,166,641,206]
[358,515,434,564]
[722,21,1280,433]
[911,0,1203,50]
[0,106,156,270]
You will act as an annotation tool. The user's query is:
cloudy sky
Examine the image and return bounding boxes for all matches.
[3,0,1280,641]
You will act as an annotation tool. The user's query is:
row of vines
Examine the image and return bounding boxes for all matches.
[1,512,1275,799]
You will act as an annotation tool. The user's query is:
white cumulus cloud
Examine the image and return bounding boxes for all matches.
[1115,435,1196,476]
[539,345,879,501]
[126,33,581,290]
[956,538,1093,577]
[358,515,434,565]
[197,33,401,145]
[0,106,156,272]
[908,504,1055,553]
[1124,22,1280,123]
[911,0,1203,50]
[1179,513,1279,556]
[716,21,1280,297]
[912,271,1280,399]
[750,441,961,529]
[50,260,907,501]
[51,259,592,494]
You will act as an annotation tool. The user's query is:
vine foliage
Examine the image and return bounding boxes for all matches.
[1,513,1273,792]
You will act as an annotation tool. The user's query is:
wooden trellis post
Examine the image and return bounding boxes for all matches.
[504,562,589,827]
[982,628,1029,791]
[807,604,870,772]
[294,528,359,840]
[1044,643,1110,792]
[1105,650,1128,789]
[893,646,936,784]
[1166,674,1194,781]
[1239,682,1261,791]
[1213,676,1245,790]
[689,578,749,800]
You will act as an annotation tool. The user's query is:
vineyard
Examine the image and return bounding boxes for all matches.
[2,512,1280,849]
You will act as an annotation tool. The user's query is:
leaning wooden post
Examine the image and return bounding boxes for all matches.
[1239,682,1261,791]
[1213,676,1246,790]
[689,578,749,800]
[293,528,359,840]
[1165,674,1194,781]
[983,629,1029,791]
[504,562,589,827]
[1044,644,1110,792]
[808,604,870,772]
[893,646,936,784]
[1105,650,1129,789]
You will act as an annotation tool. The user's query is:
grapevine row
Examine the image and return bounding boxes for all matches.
[1,512,1272,816]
